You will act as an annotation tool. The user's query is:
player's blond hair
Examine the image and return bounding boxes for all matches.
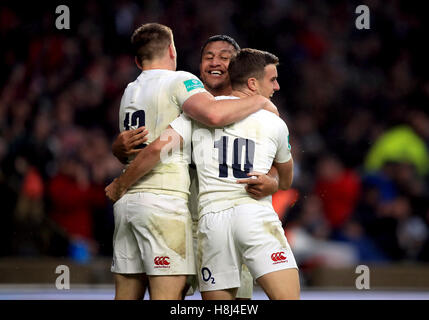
[131,23,173,66]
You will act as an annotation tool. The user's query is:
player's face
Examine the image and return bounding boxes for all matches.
[200,41,235,94]
[256,64,280,99]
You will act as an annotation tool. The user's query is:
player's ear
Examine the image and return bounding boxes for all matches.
[247,77,258,92]
[135,57,143,70]
[168,43,177,60]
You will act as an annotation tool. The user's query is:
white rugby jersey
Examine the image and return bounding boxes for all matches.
[170,95,292,217]
[119,69,207,199]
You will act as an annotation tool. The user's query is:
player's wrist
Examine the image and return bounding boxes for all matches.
[116,176,128,195]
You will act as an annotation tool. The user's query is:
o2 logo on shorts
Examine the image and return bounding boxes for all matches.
[271,251,288,264]
[154,256,170,268]
[201,267,215,284]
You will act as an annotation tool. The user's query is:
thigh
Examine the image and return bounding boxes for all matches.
[114,273,148,300]
[256,268,300,300]
[148,275,188,300]
[197,210,241,293]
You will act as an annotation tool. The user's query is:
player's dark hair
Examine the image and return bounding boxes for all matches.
[200,35,240,60]
[228,48,279,90]
[131,23,173,66]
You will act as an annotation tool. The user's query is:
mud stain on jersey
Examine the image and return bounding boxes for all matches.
[263,221,287,248]
[148,216,186,259]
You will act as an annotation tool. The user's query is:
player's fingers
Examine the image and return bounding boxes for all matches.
[105,189,114,201]
[246,185,262,196]
[236,175,259,184]
[246,188,260,199]
[107,190,119,203]
[123,128,140,138]
[105,180,115,191]
[130,129,148,143]
[247,171,263,177]
[133,126,146,134]
[237,178,250,184]
[247,185,263,192]
[237,178,259,185]
[131,138,148,147]
[123,127,143,143]
[128,149,142,155]
[136,127,148,136]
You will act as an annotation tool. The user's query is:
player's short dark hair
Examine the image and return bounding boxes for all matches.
[228,48,279,90]
[200,35,240,60]
[131,23,173,66]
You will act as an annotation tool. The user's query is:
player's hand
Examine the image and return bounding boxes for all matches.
[112,127,149,163]
[105,178,126,203]
[236,171,279,200]
[262,99,279,116]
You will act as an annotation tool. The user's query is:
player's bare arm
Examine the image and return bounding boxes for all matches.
[237,166,279,200]
[182,92,278,127]
[273,158,294,190]
[105,127,182,202]
[112,126,149,164]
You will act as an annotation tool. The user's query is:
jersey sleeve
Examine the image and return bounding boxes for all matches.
[274,118,292,163]
[173,71,208,108]
[170,113,192,144]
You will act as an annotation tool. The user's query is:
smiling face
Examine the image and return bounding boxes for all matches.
[199,41,237,96]
[256,64,280,99]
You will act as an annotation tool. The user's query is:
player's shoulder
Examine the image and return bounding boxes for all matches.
[124,75,140,89]
[124,70,153,90]
[252,109,288,131]
[252,108,281,121]
[168,70,204,89]
[121,77,140,99]
[134,69,185,84]
[173,70,200,81]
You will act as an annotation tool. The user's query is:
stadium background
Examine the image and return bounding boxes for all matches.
[1,0,429,299]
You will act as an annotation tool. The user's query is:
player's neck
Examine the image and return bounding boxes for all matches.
[231,88,255,99]
[141,57,176,72]
[207,86,232,97]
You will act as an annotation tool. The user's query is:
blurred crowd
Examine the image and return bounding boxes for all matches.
[1,0,428,268]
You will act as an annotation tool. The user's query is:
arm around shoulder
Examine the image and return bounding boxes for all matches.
[182,93,270,127]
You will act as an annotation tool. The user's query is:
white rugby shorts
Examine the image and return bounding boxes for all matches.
[197,203,298,292]
[184,219,254,298]
[111,192,195,276]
